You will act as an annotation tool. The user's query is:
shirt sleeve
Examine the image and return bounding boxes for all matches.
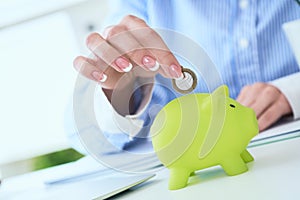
[94,83,151,148]
[94,74,177,150]
[101,0,149,28]
[270,72,300,119]
[64,91,145,154]
[64,79,157,154]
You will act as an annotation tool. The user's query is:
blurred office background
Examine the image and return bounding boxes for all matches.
[0,0,110,178]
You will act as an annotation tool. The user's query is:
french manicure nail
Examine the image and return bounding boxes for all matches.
[115,57,132,72]
[99,73,107,82]
[169,64,182,78]
[73,57,84,71]
[74,62,81,71]
[92,71,107,82]
[175,72,184,80]
[142,56,159,71]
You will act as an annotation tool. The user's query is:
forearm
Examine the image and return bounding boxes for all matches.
[95,75,176,146]
[102,78,136,116]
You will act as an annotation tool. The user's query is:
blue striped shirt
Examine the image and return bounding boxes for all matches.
[105,0,300,98]
[69,0,300,152]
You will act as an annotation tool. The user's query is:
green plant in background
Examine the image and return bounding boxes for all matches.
[33,148,84,170]
[296,0,300,6]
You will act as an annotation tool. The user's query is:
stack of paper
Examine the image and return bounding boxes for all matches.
[249,118,300,147]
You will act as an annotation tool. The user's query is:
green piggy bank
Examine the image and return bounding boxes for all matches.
[150,85,259,190]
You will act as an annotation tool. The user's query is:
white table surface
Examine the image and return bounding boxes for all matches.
[1,134,300,200]
[113,136,300,200]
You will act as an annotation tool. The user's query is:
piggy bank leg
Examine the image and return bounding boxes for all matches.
[240,149,254,163]
[221,156,248,176]
[168,168,190,190]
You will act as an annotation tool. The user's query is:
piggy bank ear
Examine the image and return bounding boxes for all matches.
[198,85,228,159]
[212,85,229,97]
[200,85,229,109]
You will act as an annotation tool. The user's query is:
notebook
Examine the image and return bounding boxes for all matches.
[249,118,300,147]
[44,157,155,199]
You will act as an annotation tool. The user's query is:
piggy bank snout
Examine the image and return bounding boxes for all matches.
[244,106,259,137]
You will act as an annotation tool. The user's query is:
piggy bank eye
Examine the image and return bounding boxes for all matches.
[230,104,235,108]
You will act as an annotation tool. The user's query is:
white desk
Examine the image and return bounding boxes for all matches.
[121,136,300,200]
[1,135,300,200]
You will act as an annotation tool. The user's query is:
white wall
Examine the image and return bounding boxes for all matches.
[0,0,110,167]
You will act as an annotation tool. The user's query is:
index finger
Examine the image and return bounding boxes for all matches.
[119,15,183,78]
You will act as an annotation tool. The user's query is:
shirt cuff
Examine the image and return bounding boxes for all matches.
[94,83,154,142]
[270,72,300,119]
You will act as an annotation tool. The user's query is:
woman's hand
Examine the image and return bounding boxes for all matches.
[237,82,292,131]
[73,15,182,90]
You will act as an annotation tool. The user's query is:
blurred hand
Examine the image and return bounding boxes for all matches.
[237,82,292,131]
[73,15,182,91]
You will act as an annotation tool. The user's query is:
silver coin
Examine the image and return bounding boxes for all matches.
[172,67,197,94]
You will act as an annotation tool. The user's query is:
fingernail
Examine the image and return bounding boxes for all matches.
[175,73,184,80]
[74,62,81,71]
[73,57,84,71]
[92,71,107,82]
[115,57,132,72]
[169,64,182,78]
[142,56,159,71]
